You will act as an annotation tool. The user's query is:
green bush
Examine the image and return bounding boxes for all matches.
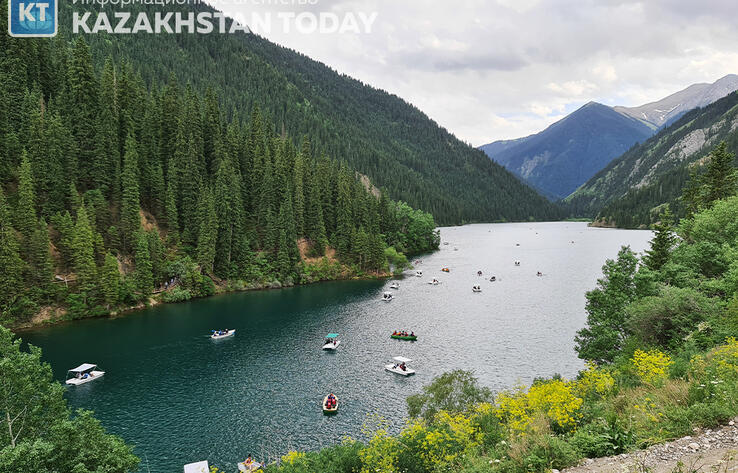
[161,288,192,303]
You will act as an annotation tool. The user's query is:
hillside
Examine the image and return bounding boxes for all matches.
[566,91,738,227]
[615,74,738,128]
[57,3,560,225]
[480,102,653,199]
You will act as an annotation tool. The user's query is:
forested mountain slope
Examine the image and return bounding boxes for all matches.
[566,92,738,227]
[0,9,445,327]
[480,102,653,199]
[57,2,560,225]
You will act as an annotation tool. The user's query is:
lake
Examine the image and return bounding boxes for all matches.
[20,222,652,472]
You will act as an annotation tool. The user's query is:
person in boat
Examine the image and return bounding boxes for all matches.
[477,271,482,276]
[537,272,542,277]
[400,362,406,371]
[410,331,415,337]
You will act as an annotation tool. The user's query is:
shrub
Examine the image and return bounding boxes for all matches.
[161,287,192,303]
[574,363,616,400]
[631,349,672,385]
[407,370,491,422]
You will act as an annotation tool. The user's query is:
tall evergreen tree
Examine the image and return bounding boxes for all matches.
[100,252,120,310]
[643,206,676,271]
[71,206,98,304]
[196,185,217,274]
[0,188,23,316]
[15,152,37,249]
[133,231,153,296]
[29,217,54,289]
[120,133,141,253]
[702,141,737,206]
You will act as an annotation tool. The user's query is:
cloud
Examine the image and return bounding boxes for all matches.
[206,0,738,145]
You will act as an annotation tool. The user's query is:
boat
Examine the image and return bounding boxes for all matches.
[323,394,338,414]
[427,278,439,285]
[382,292,394,302]
[184,461,210,473]
[211,329,236,339]
[443,242,449,246]
[322,333,341,350]
[477,270,483,276]
[415,270,423,277]
[489,276,496,282]
[391,332,417,341]
[389,282,400,290]
[238,460,263,472]
[514,261,521,266]
[473,285,482,293]
[441,268,450,273]
[385,356,415,376]
[453,247,458,251]
[65,363,105,386]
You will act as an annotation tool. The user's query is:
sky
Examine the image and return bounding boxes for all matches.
[206,0,738,146]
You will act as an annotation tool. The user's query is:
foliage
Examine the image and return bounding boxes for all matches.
[631,349,673,385]
[0,326,138,472]
[407,370,492,423]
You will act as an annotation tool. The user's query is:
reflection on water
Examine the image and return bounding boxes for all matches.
[21,222,652,472]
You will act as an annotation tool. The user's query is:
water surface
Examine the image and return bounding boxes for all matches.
[22,222,652,472]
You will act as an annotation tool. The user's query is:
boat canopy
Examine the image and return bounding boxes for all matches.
[326,333,339,339]
[183,461,210,473]
[68,363,97,373]
[383,292,392,296]
[393,356,412,363]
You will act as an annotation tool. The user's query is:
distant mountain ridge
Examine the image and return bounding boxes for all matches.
[480,102,653,199]
[480,75,738,200]
[614,74,738,128]
[565,90,738,227]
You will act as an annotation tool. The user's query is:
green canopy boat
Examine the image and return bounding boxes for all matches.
[391,333,417,341]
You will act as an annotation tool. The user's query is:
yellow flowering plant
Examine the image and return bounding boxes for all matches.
[573,362,616,400]
[631,349,672,385]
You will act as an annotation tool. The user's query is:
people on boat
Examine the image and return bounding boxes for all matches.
[477,270,482,276]
[244,455,253,466]
[537,271,543,277]
[399,362,406,371]
[410,331,415,337]
[490,276,496,282]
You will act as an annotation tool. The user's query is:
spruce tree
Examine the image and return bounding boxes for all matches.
[120,133,141,253]
[702,142,737,206]
[196,185,217,274]
[71,206,98,305]
[133,231,154,296]
[0,188,23,315]
[29,218,54,288]
[100,252,120,310]
[16,152,37,250]
[66,37,100,191]
[644,207,676,271]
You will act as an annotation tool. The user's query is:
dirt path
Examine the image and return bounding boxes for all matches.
[562,419,738,473]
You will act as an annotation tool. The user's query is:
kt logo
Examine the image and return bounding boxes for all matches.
[8,0,57,37]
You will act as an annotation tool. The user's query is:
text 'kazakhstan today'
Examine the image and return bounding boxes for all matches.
[72,10,378,34]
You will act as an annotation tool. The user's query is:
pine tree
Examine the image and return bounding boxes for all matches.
[147,230,165,285]
[133,231,154,296]
[120,133,141,253]
[293,150,306,237]
[100,252,120,310]
[0,188,23,314]
[644,207,676,271]
[702,142,737,206]
[16,151,37,250]
[71,206,98,304]
[29,218,54,288]
[164,174,180,246]
[66,37,100,191]
[196,185,217,274]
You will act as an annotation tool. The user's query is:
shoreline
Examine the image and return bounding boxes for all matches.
[11,270,396,333]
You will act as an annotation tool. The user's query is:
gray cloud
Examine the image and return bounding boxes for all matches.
[208,0,738,145]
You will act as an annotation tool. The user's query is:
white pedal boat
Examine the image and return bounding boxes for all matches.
[415,270,423,277]
[389,282,400,290]
[427,278,439,285]
[382,292,394,302]
[66,363,105,386]
[322,333,341,350]
[211,329,236,339]
[385,356,415,376]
